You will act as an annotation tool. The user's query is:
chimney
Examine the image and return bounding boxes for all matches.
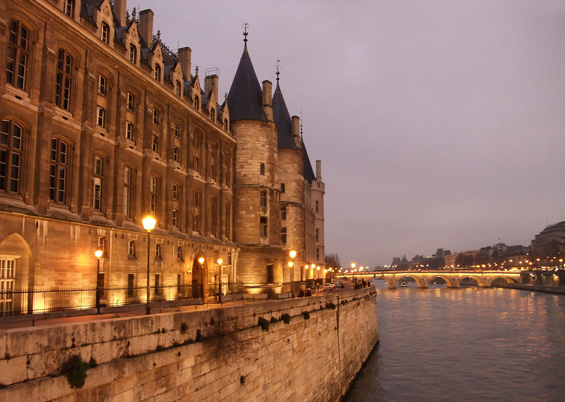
[316,160,322,181]
[262,80,273,121]
[114,0,127,27]
[139,9,154,48]
[178,47,192,81]
[205,74,219,103]
[292,116,301,148]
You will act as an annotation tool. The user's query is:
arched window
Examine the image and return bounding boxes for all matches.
[154,64,161,81]
[129,44,137,64]
[149,175,159,215]
[55,49,73,111]
[0,120,23,194]
[101,22,110,44]
[6,20,29,90]
[49,137,70,203]
[123,165,133,217]
[92,154,104,211]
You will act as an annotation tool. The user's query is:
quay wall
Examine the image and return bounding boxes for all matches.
[0,288,379,401]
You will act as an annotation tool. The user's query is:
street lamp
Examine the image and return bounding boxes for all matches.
[217,258,223,303]
[142,214,156,315]
[198,257,205,300]
[289,250,296,297]
[94,248,103,314]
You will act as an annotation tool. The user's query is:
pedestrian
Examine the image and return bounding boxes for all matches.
[305,287,312,297]
[298,288,305,297]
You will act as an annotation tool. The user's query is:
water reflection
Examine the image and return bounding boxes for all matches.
[345,280,565,402]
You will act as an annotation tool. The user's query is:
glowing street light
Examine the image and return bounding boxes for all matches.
[217,258,223,303]
[142,214,156,315]
[198,257,205,300]
[289,250,296,297]
[94,248,103,314]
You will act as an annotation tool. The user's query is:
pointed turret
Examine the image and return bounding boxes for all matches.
[273,81,297,149]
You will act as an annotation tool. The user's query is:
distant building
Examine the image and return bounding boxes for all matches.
[531,222,565,263]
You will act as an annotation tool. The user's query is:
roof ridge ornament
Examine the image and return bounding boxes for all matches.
[276,59,281,84]
[243,23,249,43]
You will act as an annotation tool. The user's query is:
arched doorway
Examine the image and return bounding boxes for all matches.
[192,257,206,299]
[0,233,32,315]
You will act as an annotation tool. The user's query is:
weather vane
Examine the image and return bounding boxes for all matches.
[276,59,281,83]
[243,23,249,43]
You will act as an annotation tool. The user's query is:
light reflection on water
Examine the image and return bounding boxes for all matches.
[344,280,565,402]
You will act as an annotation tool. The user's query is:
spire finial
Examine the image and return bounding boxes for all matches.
[300,109,304,138]
[157,30,161,42]
[243,23,249,43]
[195,66,199,76]
[225,93,228,101]
[132,7,137,20]
[276,59,281,84]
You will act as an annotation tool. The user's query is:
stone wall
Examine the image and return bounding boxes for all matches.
[0,288,379,401]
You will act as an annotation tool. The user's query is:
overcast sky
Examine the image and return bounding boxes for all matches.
[135,0,565,266]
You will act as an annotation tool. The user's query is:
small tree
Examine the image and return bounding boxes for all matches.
[325,253,341,269]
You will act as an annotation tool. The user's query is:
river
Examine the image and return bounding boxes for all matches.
[344,279,565,402]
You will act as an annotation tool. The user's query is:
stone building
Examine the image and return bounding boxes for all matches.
[0,0,325,314]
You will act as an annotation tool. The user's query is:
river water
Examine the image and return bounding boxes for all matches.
[344,280,565,402]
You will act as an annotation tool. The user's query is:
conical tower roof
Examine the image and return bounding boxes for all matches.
[227,42,267,122]
[273,82,297,149]
[302,138,317,183]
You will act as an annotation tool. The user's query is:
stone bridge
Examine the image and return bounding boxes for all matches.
[344,270,521,289]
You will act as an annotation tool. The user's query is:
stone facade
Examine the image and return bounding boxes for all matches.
[0,289,379,401]
[0,0,325,315]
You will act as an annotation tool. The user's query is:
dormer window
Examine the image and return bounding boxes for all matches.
[63,0,75,17]
[175,81,181,96]
[154,64,161,81]
[129,44,137,64]
[101,22,110,44]
[210,109,216,122]
[194,96,200,110]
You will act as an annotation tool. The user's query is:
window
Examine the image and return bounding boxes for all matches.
[210,108,216,122]
[211,196,218,237]
[154,64,161,81]
[260,216,267,237]
[172,209,178,227]
[172,184,179,200]
[281,183,285,193]
[210,141,219,181]
[123,166,133,217]
[192,133,202,173]
[0,259,15,314]
[315,228,319,242]
[49,138,69,203]
[155,244,162,259]
[97,74,106,95]
[101,22,110,44]
[96,106,105,127]
[281,206,286,221]
[92,155,104,211]
[63,0,75,17]
[266,264,274,284]
[260,190,267,209]
[129,44,137,64]
[127,92,134,111]
[223,119,229,131]
[154,273,161,294]
[177,273,182,293]
[174,122,179,137]
[150,175,158,215]
[126,121,134,141]
[152,135,159,153]
[153,108,159,125]
[192,189,201,233]
[0,120,23,193]
[173,146,179,162]
[223,151,231,186]
[225,202,231,240]
[6,20,29,90]
[128,240,136,257]
[194,96,200,110]
[315,200,319,213]
[260,163,265,175]
[175,81,181,96]
[55,49,73,111]
[177,246,183,261]
[127,274,135,297]
[316,248,320,260]
[281,227,287,244]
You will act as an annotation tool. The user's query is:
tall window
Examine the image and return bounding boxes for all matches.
[0,120,23,193]
[152,135,159,153]
[173,146,180,163]
[194,96,200,110]
[315,228,319,242]
[0,259,15,314]
[149,175,158,215]
[192,133,202,173]
[55,49,73,111]
[154,64,161,81]
[175,81,181,96]
[260,163,265,175]
[172,183,179,200]
[192,189,201,233]
[129,44,137,64]
[210,108,216,122]
[126,121,134,141]
[172,209,178,227]
[223,151,231,186]
[127,274,135,297]
[210,141,219,181]
[97,74,106,95]
[155,244,162,259]
[128,240,136,257]
[63,0,75,17]
[127,92,134,111]
[92,155,104,211]
[281,227,287,244]
[96,106,105,127]
[260,216,268,237]
[315,200,319,213]
[153,108,159,125]
[6,20,29,90]
[281,183,285,193]
[101,22,110,44]
[225,202,231,240]
[154,273,161,294]
[49,138,69,203]
[281,206,287,221]
[211,196,218,237]
[260,190,267,209]
[123,166,133,217]
[173,122,179,137]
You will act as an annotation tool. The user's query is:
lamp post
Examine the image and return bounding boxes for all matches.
[142,215,156,315]
[289,250,296,297]
[94,248,103,314]
[198,257,205,301]
[217,258,223,303]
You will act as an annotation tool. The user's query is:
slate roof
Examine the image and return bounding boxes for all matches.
[273,82,297,149]
[227,44,267,122]
[302,139,317,183]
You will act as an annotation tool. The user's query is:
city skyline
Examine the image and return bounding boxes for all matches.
[136,0,565,266]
